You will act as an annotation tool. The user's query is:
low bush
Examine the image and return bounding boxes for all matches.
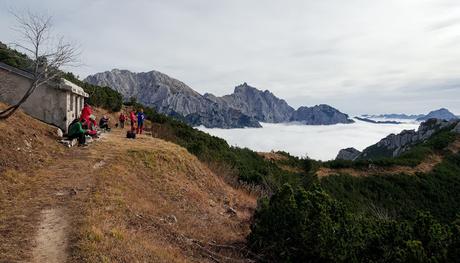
[249,184,459,262]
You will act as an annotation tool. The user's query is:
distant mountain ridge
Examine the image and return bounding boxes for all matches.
[363,108,458,121]
[355,117,401,124]
[85,69,353,128]
[416,108,458,121]
[362,113,425,119]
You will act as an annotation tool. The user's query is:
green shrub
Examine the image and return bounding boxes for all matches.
[249,185,457,263]
[0,42,31,70]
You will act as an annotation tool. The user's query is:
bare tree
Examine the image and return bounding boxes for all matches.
[0,11,79,119]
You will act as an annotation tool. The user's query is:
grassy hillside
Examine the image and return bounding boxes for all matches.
[104,87,460,262]
[0,104,259,262]
[3,41,460,262]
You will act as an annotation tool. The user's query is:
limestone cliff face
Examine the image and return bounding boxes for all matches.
[84,69,260,128]
[213,83,295,123]
[85,70,353,128]
[85,69,205,115]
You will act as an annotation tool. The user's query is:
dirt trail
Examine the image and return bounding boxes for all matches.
[31,208,69,263]
[25,132,114,262]
[0,130,112,261]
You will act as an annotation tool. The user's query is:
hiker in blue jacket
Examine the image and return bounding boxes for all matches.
[136,108,145,134]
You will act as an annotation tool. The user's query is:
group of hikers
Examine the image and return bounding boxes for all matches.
[118,108,145,134]
[67,103,146,146]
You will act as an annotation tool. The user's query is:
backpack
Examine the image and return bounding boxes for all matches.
[68,118,80,133]
[126,131,136,139]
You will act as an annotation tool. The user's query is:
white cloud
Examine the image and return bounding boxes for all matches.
[198,119,420,160]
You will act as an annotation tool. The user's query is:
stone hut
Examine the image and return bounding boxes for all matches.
[0,62,89,133]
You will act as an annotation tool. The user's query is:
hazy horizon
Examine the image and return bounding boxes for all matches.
[1,0,460,115]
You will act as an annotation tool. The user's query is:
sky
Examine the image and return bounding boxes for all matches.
[1,0,460,115]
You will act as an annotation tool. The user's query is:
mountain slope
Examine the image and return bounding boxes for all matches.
[85,69,260,128]
[0,104,256,262]
[335,119,460,161]
[85,69,353,127]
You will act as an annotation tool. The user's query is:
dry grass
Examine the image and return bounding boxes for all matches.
[72,131,256,262]
[0,102,64,173]
[0,103,66,261]
[0,105,256,262]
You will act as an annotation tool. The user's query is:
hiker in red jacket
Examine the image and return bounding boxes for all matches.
[80,103,92,122]
[129,110,137,131]
[119,112,127,128]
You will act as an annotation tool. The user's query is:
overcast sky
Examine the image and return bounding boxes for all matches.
[1,0,460,115]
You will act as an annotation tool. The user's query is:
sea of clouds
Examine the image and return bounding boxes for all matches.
[197,118,420,161]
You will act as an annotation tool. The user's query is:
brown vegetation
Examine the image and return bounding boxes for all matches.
[0,105,256,262]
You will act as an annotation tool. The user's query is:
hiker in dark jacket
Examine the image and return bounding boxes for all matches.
[136,109,146,134]
[99,115,110,130]
[68,119,87,145]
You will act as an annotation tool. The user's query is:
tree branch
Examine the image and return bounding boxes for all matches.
[0,10,80,120]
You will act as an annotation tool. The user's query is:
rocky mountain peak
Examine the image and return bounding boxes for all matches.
[290,104,354,125]
[416,108,458,121]
[85,69,354,128]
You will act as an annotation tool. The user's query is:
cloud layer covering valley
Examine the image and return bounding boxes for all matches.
[198,120,420,160]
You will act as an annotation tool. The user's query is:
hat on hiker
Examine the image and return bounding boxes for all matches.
[90,115,96,120]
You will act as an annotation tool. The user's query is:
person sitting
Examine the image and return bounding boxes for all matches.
[86,115,99,137]
[68,118,87,146]
[99,115,110,131]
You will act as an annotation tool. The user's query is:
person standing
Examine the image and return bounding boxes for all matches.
[130,110,137,131]
[119,112,126,128]
[136,108,146,134]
